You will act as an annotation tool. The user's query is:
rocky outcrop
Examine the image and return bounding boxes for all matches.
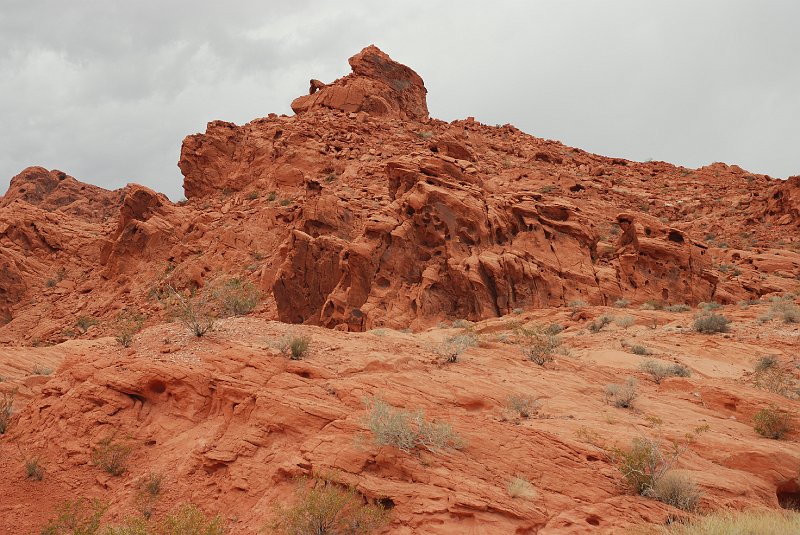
[291,45,429,121]
[0,166,121,221]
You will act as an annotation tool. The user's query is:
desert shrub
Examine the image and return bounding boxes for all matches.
[277,334,311,360]
[214,278,260,316]
[363,397,464,453]
[639,509,800,535]
[611,437,682,496]
[604,377,638,408]
[754,355,778,372]
[505,394,540,419]
[435,332,478,363]
[159,504,225,535]
[32,365,53,375]
[568,299,588,308]
[768,300,800,323]
[542,324,561,337]
[26,458,44,481]
[273,477,388,535]
[630,344,650,356]
[91,436,133,476]
[697,301,721,312]
[615,316,635,329]
[753,367,799,398]
[614,298,630,308]
[75,315,98,334]
[646,470,701,511]
[506,476,535,499]
[450,318,473,328]
[588,314,613,333]
[640,300,664,311]
[167,286,215,337]
[640,360,691,384]
[114,310,145,348]
[753,407,792,439]
[0,391,13,434]
[40,498,108,535]
[664,304,691,313]
[518,327,561,366]
[693,313,730,333]
[133,472,163,519]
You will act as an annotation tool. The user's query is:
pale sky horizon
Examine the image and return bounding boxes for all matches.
[2,1,799,200]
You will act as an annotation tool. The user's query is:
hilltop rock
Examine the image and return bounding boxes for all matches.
[291,45,429,121]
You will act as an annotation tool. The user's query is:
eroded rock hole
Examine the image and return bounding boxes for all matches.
[147,379,167,394]
[777,479,800,510]
[667,230,685,243]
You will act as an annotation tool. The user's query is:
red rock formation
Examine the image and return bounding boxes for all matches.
[291,45,429,121]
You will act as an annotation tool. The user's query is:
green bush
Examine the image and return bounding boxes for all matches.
[75,315,98,334]
[277,334,311,360]
[106,503,225,535]
[363,398,464,453]
[693,313,730,333]
[753,407,792,439]
[272,477,388,535]
[604,378,638,408]
[114,310,145,348]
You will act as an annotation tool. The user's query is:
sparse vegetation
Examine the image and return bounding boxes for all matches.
[363,397,464,453]
[766,300,800,323]
[697,301,721,312]
[157,504,226,535]
[41,498,107,535]
[693,313,730,333]
[167,286,216,337]
[506,476,535,499]
[753,407,792,439]
[630,344,650,356]
[277,334,311,360]
[588,314,613,333]
[26,457,44,481]
[272,477,389,535]
[637,509,800,535]
[91,436,133,476]
[568,299,588,308]
[611,437,684,497]
[615,315,635,329]
[0,390,14,434]
[645,470,701,512]
[75,315,98,334]
[450,318,473,328]
[506,394,540,419]
[614,298,630,308]
[664,304,691,312]
[32,365,53,375]
[604,377,638,408]
[640,360,691,384]
[114,310,145,348]
[640,300,664,311]
[214,277,260,316]
[754,355,778,373]
[435,332,478,363]
[517,326,561,366]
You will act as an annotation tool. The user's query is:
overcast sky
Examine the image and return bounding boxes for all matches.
[2,1,798,200]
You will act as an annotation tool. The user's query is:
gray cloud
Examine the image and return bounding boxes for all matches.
[1,1,798,200]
